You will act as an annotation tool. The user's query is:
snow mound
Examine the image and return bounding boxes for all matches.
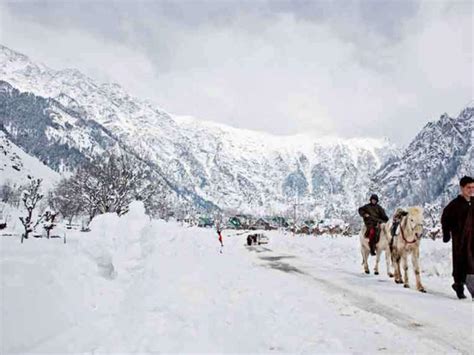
[85,201,154,280]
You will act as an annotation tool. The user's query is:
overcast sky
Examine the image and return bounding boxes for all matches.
[0,0,472,144]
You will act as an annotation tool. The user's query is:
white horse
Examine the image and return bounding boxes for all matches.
[391,206,426,292]
[360,223,394,277]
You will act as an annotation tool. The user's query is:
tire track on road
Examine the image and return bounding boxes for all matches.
[248,245,471,354]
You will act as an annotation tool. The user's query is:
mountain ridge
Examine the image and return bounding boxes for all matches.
[1,44,470,220]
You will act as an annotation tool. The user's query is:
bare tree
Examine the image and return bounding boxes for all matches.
[52,153,159,224]
[0,183,13,203]
[19,177,43,243]
[0,182,21,207]
[424,202,441,229]
[142,181,176,220]
[50,179,83,227]
[424,202,442,239]
[85,154,146,216]
[41,209,58,239]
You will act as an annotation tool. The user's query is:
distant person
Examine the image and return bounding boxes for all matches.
[358,194,389,255]
[217,229,224,251]
[441,176,474,299]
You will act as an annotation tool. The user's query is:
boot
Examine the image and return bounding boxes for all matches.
[452,283,466,299]
[367,227,376,255]
[369,239,376,256]
[375,226,381,244]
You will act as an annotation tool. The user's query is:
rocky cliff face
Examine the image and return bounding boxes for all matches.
[373,105,473,213]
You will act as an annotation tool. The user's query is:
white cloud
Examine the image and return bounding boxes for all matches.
[0,4,157,98]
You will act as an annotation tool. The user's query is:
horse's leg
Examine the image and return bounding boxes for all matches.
[412,248,425,292]
[362,247,370,274]
[402,252,410,288]
[385,247,394,278]
[374,248,380,275]
[395,258,403,283]
[392,248,402,283]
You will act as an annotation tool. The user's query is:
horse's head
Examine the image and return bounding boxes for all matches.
[402,206,424,238]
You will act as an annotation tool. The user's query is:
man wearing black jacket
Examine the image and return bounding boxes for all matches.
[358,194,389,256]
[441,176,474,300]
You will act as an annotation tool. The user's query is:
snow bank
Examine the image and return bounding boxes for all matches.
[84,201,153,280]
[1,202,152,352]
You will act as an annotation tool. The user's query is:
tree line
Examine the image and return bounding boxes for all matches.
[0,153,192,241]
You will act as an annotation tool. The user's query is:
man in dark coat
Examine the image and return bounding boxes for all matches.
[441,176,474,299]
[358,194,389,256]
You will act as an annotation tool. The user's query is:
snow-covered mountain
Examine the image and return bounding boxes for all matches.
[0,79,212,210]
[373,105,473,211]
[0,44,400,218]
[0,80,119,171]
[173,116,397,219]
[0,130,60,189]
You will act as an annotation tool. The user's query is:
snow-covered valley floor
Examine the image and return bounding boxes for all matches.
[1,203,473,354]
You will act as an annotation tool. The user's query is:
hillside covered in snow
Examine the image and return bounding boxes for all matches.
[1,44,472,219]
[1,44,399,219]
[0,130,59,189]
[373,105,473,212]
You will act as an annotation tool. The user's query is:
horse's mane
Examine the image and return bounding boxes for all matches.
[407,206,423,217]
[403,206,423,227]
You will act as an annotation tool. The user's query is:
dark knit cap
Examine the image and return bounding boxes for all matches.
[370,194,379,202]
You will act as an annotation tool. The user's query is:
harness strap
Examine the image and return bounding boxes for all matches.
[400,222,417,244]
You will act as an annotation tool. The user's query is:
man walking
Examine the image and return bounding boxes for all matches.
[358,194,389,256]
[441,176,474,299]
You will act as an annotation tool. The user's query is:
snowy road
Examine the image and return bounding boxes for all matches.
[247,242,473,354]
[1,206,473,353]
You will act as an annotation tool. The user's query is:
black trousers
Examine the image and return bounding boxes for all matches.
[452,251,467,284]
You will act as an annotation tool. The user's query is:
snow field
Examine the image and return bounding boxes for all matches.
[1,202,472,353]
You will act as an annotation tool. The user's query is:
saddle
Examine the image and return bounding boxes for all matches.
[365,225,381,242]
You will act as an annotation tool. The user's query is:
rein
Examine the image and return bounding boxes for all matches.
[399,218,418,244]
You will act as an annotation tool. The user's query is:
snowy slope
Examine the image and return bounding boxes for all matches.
[0,45,182,162]
[0,80,206,209]
[0,44,397,217]
[0,80,119,171]
[0,130,59,189]
[1,203,471,353]
[373,105,473,211]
